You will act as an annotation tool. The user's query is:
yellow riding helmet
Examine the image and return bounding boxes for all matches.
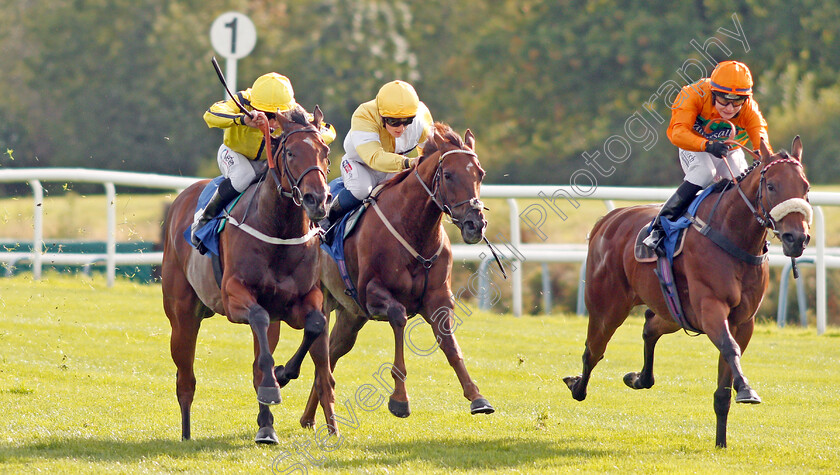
[710,60,753,98]
[375,80,419,118]
[250,73,297,112]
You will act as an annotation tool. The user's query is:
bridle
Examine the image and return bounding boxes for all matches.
[267,125,330,206]
[414,148,485,229]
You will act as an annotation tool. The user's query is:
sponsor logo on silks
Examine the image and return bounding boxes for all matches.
[343,161,353,174]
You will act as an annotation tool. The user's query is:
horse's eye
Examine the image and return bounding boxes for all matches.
[443,171,453,180]
[767,183,776,192]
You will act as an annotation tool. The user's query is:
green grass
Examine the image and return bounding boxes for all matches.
[1,274,839,473]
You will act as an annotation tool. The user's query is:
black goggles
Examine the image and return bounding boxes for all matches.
[382,116,415,127]
[713,92,747,107]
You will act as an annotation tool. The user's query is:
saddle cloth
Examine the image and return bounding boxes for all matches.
[183,176,228,256]
[634,184,720,263]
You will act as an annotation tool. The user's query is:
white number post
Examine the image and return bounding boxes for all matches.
[210,12,257,98]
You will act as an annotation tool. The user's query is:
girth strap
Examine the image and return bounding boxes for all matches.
[690,216,768,266]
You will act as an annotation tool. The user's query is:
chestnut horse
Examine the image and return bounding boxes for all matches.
[300,123,494,429]
[564,137,812,448]
[162,108,336,444]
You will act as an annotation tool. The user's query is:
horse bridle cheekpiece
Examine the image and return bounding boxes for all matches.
[271,126,329,206]
[753,157,812,236]
[415,148,485,228]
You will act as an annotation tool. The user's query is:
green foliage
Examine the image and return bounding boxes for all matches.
[3,1,840,185]
[1,274,839,473]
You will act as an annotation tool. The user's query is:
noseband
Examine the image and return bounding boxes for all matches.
[414,148,484,228]
[270,126,330,206]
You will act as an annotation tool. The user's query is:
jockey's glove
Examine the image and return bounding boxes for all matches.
[705,140,729,159]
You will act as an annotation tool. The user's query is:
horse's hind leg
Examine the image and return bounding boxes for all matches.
[301,306,366,429]
[563,299,632,401]
[365,279,413,418]
[624,309,679,390]
[163,275,207,441]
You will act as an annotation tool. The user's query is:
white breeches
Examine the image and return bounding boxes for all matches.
[679,147,747,188]
[339,157,397,200]
[216,144,262,192]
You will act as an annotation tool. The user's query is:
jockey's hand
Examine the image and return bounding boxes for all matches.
[243,111,269,129]
[705,140,729,159]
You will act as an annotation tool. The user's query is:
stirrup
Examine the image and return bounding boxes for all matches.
[642,232,661,249]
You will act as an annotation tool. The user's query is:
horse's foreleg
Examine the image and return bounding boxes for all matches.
[253,321,281,444]
[703,301,760,405]
[246,304,280,405]
[275,309,327,387]
[423,300,494,415]
[714,355,734,448]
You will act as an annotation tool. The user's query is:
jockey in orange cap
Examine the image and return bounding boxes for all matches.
[643,60,772,254]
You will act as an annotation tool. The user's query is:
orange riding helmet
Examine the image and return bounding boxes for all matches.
[710,60,753,99]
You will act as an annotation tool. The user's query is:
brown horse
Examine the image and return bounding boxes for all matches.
[161,107,336,444]
[300,123,494,429]
[564,137,812,448]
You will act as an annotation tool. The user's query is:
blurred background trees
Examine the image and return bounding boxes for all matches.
[3,0,840,188]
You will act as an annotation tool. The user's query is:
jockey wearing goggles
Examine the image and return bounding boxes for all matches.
[643,60,772,255]
[320,80,434,230]
[191,72,336,248]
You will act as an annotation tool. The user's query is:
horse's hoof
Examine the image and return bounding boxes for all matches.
[274,365,291,388]
[300,418,315,429]
[254,426,279,445]
[470,398,495,414]
[735,388,761,404]
[257,385,282,405]
[623,372,653,390]
[388,397,411,418]
[563,376,586,401]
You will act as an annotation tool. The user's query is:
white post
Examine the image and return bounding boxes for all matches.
[225,57,238,100]
[508,198,522,317]
[815,206,826,335]
[30,180,43,280]
[105,182,116,287]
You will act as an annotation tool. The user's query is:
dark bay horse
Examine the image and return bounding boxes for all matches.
[162,107,336,444]
[300,123,494,429]
[564,137,812,448]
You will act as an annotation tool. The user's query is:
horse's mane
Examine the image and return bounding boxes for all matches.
[286,105,310,127]
[710,148,793,195]
[377,122,464,193]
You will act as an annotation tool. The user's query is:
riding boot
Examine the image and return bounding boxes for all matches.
[190,177,239,247]
[642,181,703,254]
[318,188,362,230]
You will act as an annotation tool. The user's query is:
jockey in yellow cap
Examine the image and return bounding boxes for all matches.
[320,80,434,229]
[191,73,336,246]
[643,60,772,255]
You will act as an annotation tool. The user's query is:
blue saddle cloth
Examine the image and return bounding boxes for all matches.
[319,178,367,308]
[653,184,718,264]
[183,176,227,256]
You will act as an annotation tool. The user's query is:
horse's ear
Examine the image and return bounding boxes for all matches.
[791,135,803,161]
[312,105,324,128]
[759,138,772,160]
[432,127,445,149]
[464,129,476,150]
